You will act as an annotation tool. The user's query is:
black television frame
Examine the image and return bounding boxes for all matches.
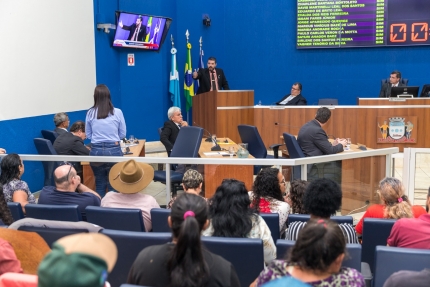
[390,86,420,98]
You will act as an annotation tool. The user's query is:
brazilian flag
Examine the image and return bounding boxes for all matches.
[184,42,194,112]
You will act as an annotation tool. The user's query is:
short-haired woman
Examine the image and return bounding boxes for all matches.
[167,169,206,209]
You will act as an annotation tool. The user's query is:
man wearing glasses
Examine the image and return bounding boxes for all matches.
[38,163,101,220]
[275,82,307,105]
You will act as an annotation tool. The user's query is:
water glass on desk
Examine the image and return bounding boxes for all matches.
[228,146,235,157]
[346,138,351,150]
[129,135,135,144]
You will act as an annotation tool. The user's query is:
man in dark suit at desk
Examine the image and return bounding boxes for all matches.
[119,15,147,42]
[276,82,307,105]
[192,57,229,94]
[53,112,69,135]
[160,107,188,156]
[379,70,405,98]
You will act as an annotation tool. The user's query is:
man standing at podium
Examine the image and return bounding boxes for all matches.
[379,70,405,98]
[192,57,229,94]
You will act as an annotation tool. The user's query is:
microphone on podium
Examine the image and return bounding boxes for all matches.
[193,122,222,151]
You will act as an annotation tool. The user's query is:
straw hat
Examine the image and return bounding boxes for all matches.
[109,159,154,194]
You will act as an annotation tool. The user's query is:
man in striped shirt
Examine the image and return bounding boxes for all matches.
[285,178,358,243]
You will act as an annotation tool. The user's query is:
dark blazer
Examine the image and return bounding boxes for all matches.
[122,23,147,41]
[160,120,181,155]
[379,82,406,98]
[53,132,90,156]
[276,94,307,105]
[297,120,343,157]
[54,127,67,135]
[194,68,229,95]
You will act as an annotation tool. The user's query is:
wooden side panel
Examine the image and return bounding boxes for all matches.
[193,91,218,133]
[358,98,430,105]
[203,164,253,198]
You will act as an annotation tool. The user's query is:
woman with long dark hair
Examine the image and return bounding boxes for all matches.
[127,193,240,287]
[287,179,308,214]
[0,154,35,212]
[86,84,126,197]
[203,179,276,264]
[256,219,365,287]
[0,185,14,225]
[250,167,290,235]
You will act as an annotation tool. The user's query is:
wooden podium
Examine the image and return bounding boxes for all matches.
[192,90,255,143]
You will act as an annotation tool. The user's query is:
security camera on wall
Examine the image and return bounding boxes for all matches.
[203,14,211,27]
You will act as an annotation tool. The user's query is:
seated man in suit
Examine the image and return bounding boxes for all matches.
[160,107,188,156]
[38,163,101,220]
[53,121,90,176]
[379,70,405,98]
[53,112,69,135]
[276,82,307,105]
[297,107,346,184]
[192,56,229,94]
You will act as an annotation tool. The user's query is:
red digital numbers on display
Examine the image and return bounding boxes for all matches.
[411,23,428,42]
[390,24,407,42]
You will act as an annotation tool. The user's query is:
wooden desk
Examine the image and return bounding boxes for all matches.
[82,140,146,190]
[199,138,254,198]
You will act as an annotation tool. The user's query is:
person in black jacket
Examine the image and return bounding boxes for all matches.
[192,57,229,94]
[160,107,188,156]
[276,82,307,105]
[379,70,405,98]
[119,16,147,42]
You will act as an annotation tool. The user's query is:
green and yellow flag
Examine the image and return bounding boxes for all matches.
[184,42,194,112]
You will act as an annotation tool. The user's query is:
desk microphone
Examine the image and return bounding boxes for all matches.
[347,200,370,215]
[193,122,222,151]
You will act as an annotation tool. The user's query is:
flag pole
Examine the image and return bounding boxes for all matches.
[185,30,190,122]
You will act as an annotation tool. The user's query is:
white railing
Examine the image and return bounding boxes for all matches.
[402,148,430,204]
[0,147,399,203]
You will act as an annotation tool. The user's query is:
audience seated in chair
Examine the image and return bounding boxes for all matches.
[101,159,159,231]
[160,106,188,157]
[285,178,358,244]
[37,162,101,221]
[256,219,365,287]
[249,167,290,235]
[383,269,430,287]
[0,237,23,275]
[0,154,36,213]
[37,233,117,287]
[286,179,309,214]
[355,177,426,236]
[167,169,207,209]
[387,186,430,249]
[202,179,276,264]
[127,193,240,287]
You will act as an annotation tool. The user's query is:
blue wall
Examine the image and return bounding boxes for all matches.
[3,0,429,192]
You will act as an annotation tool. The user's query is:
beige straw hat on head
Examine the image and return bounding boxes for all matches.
[109,159,154,194]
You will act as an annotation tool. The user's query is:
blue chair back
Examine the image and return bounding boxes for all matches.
[18,226,88,247]
[260,213,280,243]
[318,98,338,105]
[361,218,397,273]
[420,84,430,97]
[381,77,408,87]
[170,126,203,158]
[201,236,264,287]
[85,206,145,232]
[373,246,430,287]
[237,125,267,158]
[7,202,24,221]
[287,214,353,227]
[283,133,305,179]
[150,208,171,232]
[33,138,60,186]
[276,239,362,271]
[41,130,58,145]
[25,204,82,222]
[101,229,171,287]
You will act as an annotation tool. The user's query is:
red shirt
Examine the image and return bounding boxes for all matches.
[355,204,426,234]
[387,213,430,249]
[0,238,23,275]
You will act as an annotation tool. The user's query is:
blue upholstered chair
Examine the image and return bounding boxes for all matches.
[420,84,430,97]
[361,218,397,274]
[318,98,338,105]
[25,204,81,222]
[237,125,283,174]
[282,133,306,180]
[41,130,58,145]
[373,246,430,287]
[150,208,171,232]
[153,126,203,196]
[101,229,171,287]
[260,213,280,243]
[276,239,362,271]
[201,236,264,287]
[286,214,353,227]
[7,202,25,221]
[85,206,145,232]
[18,226,88,247]
[33,138,60,186]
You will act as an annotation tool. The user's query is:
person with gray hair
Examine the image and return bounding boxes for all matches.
[167,169,206,209]
[160,106,188,156]
[53,112,69,135]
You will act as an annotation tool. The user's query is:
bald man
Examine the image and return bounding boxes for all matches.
[38,164,101,220]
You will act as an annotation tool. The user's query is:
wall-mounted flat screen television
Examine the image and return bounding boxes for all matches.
[297,0,430,49]
[113,11,172,51]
